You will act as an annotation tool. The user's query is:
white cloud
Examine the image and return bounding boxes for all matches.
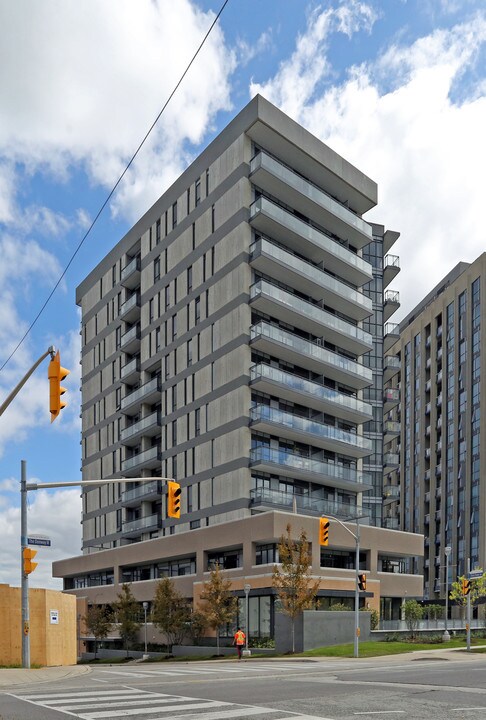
[0,487,81,589]
[0,0,236,222]
[250,8,486,316]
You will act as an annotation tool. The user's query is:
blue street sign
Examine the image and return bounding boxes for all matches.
[469,569,483,580]
[27,537,51,547]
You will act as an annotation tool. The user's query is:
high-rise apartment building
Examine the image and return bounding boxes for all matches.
[384,255,486,602]
[54,96,422,631]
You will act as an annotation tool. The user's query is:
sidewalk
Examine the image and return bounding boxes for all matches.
[0,664,91,688]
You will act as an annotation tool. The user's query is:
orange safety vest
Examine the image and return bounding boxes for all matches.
[234,630,245,645]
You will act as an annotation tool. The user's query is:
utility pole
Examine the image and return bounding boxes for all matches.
[20,466,174,668]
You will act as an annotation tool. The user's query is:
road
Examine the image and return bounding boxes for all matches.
[2,653,486,720]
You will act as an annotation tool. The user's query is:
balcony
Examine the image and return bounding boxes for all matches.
[383,355,400,383]
[250,487,361,520]
[425,379,431,393]
[435,464,442,477]
[425,425,431,437]
[383,229,400,255]
[436,393,442,407]
[250,280,372,356]
[437,369,442,384]
[120,411,162,446]
[437,347,443,361]
[384,289,400,322]
[121,447,162,476]
[384,420,400,444]
[424,469,431,481]
[250,446,372,493]
[383,517,399,530]
[383,484,400,503]
[250,237,372,321]
[121,513,161,538]
[249,151,373,250]
[384,322,400,353]
[383,387,400,412]
[425,448,431,460]
[383,254,400,287]
[250,322,372,390]
[120,292,141,322]
[425,402,431,415]
[120,324,141,354]
[121,256,141,290]
[120,357,140,384]
[121,376,162,414]
[425,514,430,524]
[249,197,373,287]
[250,405,372,458]
[383,452,399,472]
[121,479,163,506]
[250,364,372,424]
[436,440,442,454]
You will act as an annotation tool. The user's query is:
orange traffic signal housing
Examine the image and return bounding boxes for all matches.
[23,547,38,575]
[358,573,367,592]
[167,480,182,519]
[462,578,471,596]
[48,350,70,422]
[319,517,330,546]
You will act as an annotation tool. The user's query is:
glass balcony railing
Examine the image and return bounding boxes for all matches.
[384,452,400,467]
[250,321,372,388]
[250,237,372,317]
[121,357,140,380]
[121,479,162,504]
[250,279,372,353]
[250,152,372,244]
[250,446,372,487]
[250,363,372,420]
[249,196,372,284]
[120,292,140,317]
[121,256,141,283]
[250,487,360,519]
[120,324,140,348]
[384,388,400,403]
[121,411,161,442]
[121,447,162,474]
[250,404,372,454]
[121,377,162,411]
[122,513,161,535]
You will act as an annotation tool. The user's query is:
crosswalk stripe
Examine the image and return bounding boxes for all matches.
[54,697,194,711]
[155,709,278,720]
[22,690,141,700]
[81,699,229,718]
[43,695,155,706]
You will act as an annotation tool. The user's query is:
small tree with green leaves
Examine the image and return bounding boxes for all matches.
[273,524,320,653]
[189,609,210,646]
[198,563,237,655]
[404,599,423,640]
[449,572,486,617]
[151,577,191,651]
[83,605,113,660]
[424,604,443,622]
[115,583,141,657]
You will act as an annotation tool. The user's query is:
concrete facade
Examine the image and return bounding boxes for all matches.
[0,585,76,667]
[276,610,371,653]
[54,95,422,635]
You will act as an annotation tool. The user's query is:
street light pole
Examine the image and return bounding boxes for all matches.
[243,583,251,657]
[443,546,452,642]
[20,467,173,668]
[142,602,149,659]
[322,514,361,658]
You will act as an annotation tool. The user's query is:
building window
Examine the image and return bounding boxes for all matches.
[211,203,215,233]
[195,296,201,325]
[187,339,193,366]
[172,314,177,339]
[186,187,190,215]
[154,257,160,282]
[156,219,161,242]
[115,326,121,349]
[195,407,200,437]
[195,177,201,206]
[255,543,278,565]
[172,201,178,229]
[205,168,209,196]
[207,549,242,570]
[187,265,192,292]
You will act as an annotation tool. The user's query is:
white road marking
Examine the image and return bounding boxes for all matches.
[81,700,230,718]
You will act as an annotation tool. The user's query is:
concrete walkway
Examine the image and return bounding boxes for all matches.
[0,664,91,688]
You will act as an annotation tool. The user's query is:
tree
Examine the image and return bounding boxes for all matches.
[83,605,113,660]
[424,604,443,621]
[404,599,423,639]
[198,562,237,655]
[115,583,141,657]
[189,609,210,646]
[151,577,191,650]
[272,524,320,653]
[449,572,486,616]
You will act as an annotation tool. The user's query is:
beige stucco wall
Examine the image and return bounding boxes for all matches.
[0,584,77,667]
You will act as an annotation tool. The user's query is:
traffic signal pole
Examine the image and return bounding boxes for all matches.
[20,467,174,668]
[0,346,55,418]
[467,557,471,652]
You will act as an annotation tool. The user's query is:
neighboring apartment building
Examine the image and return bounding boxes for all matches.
[384,255,486,603]
[53,95,422,630]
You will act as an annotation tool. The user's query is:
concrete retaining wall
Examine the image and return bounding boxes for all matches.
[276,611,371,653]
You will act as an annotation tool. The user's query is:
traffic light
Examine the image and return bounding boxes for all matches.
[48,350,70,422]
[358,573,367,592]
[167,480,181,519]
[23,547,38,575]
[462,578,471,596]
[319,517,330,546]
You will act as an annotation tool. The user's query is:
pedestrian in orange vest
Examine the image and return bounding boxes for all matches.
[233,627,246,659]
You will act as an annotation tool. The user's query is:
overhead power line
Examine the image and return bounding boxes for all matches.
[0,0,230,374]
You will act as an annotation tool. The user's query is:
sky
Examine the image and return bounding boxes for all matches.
[0,0,485,589]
